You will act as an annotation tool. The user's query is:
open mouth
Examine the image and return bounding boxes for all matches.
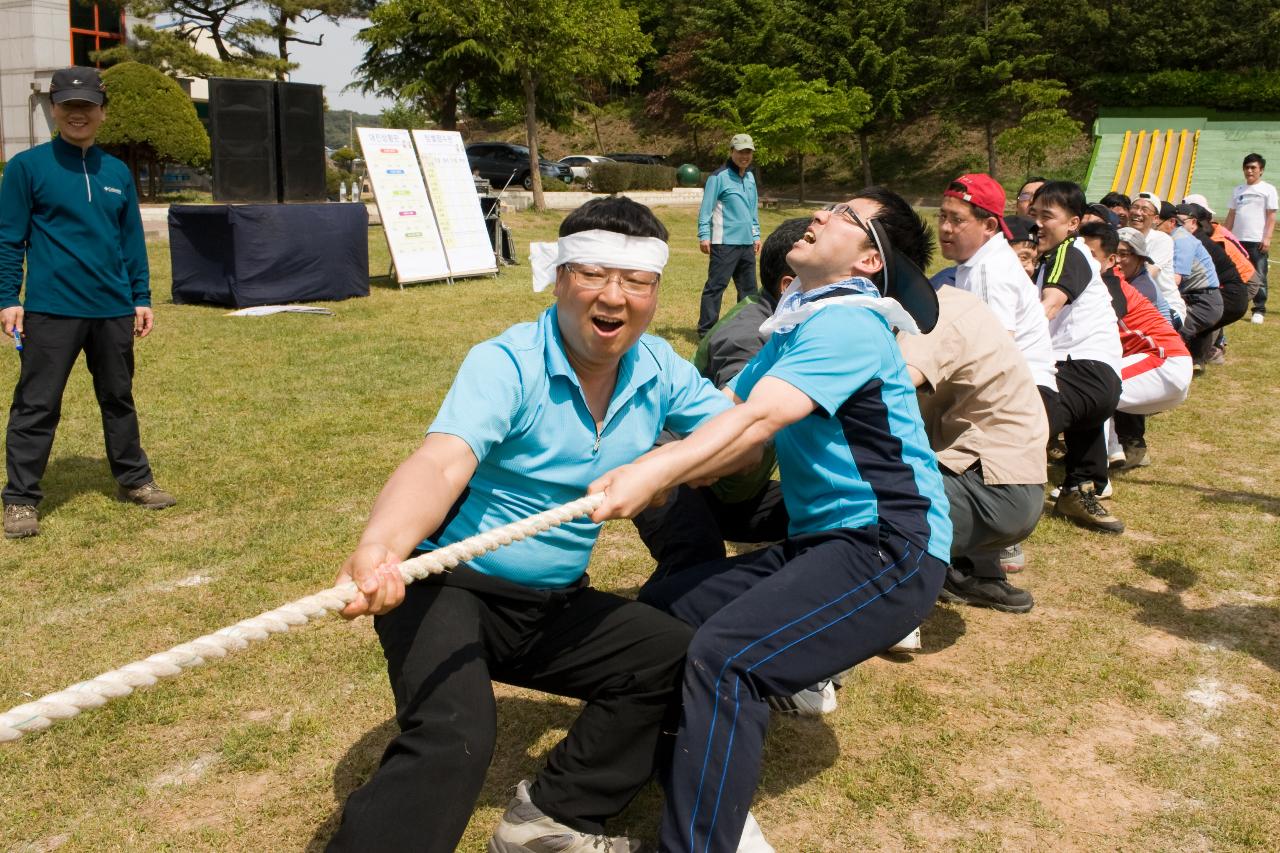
[591,316,625,334]
[802,231,816,244]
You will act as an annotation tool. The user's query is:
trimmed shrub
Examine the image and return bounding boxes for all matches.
[591,161,678,193]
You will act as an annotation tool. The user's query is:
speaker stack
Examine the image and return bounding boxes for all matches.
[209,79,326,204]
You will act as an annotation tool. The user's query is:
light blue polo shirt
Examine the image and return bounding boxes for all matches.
[730,303,952,562]
[425,306,731,587]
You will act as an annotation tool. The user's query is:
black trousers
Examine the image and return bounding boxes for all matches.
[1114,411,1146,448]
[326,565,693,852]
[1241,241,1268,313]
[698,244,757,336]
[1039,358,1121,491]
[1179,287,1224,364]
[3,312,153,505]
[641,525,945,852]
[631,481,790,587]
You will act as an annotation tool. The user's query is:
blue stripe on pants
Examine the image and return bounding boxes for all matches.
[639,525,946,852]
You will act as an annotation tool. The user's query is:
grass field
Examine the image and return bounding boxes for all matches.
[1,205,1277,851]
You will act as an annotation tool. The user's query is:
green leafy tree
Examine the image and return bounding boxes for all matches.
[697,66,871,203]
[233,0,369,81]
[96,62,211,200]
[379,101,434,132]
[103,0,290,79]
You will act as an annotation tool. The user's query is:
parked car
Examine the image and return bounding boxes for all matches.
[557,154,616,184]
[465,142,572,191]
[605,153,667,166]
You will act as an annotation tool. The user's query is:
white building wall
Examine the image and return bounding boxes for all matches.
[0,0,67,159]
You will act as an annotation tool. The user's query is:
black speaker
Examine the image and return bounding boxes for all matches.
[275,82,325,203]
[209,78,278,203]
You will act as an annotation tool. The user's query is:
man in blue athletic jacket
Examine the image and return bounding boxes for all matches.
[696,133,761,337]
[592,187,951,852]
[0,66,175,539]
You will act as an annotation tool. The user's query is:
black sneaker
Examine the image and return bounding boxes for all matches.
[938,566,1034,613]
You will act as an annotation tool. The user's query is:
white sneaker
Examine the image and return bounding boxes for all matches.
[888,626,922,652]
[766,680,838,715]
[1050,480,1112,500]
[1251,312,1265,324]
[489,780,641,852]
[738,811,775,852]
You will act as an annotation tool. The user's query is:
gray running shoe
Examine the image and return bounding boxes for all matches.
[489,780,642,853]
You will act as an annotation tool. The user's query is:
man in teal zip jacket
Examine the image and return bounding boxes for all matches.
[0,66,175,539]
[696,133,761,337]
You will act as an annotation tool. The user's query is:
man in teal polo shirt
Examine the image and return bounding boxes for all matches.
[326,197,731,853]
[696,133,761,337]
[0,66,175,539]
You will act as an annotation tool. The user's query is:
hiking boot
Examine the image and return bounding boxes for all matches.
[1122,444,1150,470]
[1000,544,1026,574]
[766,680,838,715]
[489,780,641,853]
[116,480,177,509]
[4,504,39,539]
[1054,482,1124,534]
[938,566,1034,613]
[1047,434,1067,463]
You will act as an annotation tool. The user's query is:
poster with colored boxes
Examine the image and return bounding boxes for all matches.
[412,129,499,277]
[357,127,450,284]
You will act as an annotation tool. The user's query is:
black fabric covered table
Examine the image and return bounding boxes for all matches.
[169,204,369,307]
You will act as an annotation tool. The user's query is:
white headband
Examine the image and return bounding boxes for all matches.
[529,229,670,292]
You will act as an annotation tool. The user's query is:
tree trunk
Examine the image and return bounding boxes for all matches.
[986,120,997,178]
[692,125,700,163]
[798,153,806,205]
[523,69,544,212]
[859,130,872,186]
[147,155,158,201]
[440,86,458,130]
[276,11,289,80]
[128,146,141,196]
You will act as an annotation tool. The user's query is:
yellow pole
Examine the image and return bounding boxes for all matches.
[1139,128,1160,194]
[1168,131,1188,204]
[1155,130,1175,198]
[1184,130,1201,198]
[1124,131,1147,196]
[1111,130,1132,192]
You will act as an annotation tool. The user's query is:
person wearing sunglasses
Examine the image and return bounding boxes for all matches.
[588,187,948,853]
[1015,176,1047,217]
[326,197,734,853]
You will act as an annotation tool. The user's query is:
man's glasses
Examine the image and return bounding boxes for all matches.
[822,203,887,262]
[564,263,659,296]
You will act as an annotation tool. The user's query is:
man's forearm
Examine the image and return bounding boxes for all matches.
[631,399,783,493]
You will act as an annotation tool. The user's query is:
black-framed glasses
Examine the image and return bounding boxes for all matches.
[822,203,887,261]
[564,262,660,296]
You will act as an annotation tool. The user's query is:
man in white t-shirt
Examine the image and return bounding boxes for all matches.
[1128,192,1187,326]
[1224,152,1277,323]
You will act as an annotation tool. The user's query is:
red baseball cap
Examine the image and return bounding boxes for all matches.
[943,173,1012,239]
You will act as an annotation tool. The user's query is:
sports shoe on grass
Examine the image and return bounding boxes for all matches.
[1207,345,1227,365]
[1122,444,1150,470]
[938,566,1034,613]
[999,544,1026,573]
[489,780,641,853]
[3,504,38,539]
[888,626,922,652]
[738,812,776,852]
[1251,312,1265,325]
[116,480,177,509]
[766,680,838,716]
[1053,482,1124,534]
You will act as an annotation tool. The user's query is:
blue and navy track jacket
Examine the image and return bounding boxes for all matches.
[697,161,760,245]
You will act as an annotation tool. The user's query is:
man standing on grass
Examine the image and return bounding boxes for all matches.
[1224,153,1277,324]
[696,133,761,338]
[0,66,175,540]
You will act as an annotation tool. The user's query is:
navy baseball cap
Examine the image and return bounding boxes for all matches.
[50,67,106,105]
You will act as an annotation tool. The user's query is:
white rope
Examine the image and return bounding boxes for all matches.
[0,492,605,743]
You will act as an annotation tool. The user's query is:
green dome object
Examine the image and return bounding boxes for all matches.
[677,163,701,187]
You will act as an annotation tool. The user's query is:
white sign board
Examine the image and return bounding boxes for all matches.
[357,127,450,284]
[412,129,500,277]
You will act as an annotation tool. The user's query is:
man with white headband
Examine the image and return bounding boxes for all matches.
[589,186,951,852]
[326,197,731,853]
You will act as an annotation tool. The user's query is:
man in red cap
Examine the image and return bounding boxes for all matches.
[937,173,1055,589]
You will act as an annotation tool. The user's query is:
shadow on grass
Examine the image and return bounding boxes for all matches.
[649,323,699,348]
[37,454,116,514]
[1109,554,1280,673]
[306,691,840,849]
[1121,476,1280,516]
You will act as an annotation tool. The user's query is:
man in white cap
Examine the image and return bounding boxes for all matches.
[696,133,761,337]
[326,196,733,853]
[1128,192,1187,328]
[0,65,175,540]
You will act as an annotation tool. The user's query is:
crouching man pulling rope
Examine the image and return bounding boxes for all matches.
[325,198,733,853]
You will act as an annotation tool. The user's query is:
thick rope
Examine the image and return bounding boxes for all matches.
[0,492,605,743]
